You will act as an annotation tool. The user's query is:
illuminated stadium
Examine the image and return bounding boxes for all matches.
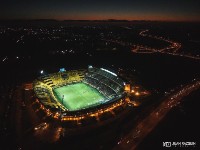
[33,66,130,125]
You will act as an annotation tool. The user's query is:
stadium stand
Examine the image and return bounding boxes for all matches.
[33,67,126,115]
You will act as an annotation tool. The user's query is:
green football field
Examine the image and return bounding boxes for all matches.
[53,82,106,111]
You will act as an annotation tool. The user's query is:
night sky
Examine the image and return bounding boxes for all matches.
[1,0,200,21]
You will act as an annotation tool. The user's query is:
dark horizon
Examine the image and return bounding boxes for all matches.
[0,18,200,23]
[1,0,200,22]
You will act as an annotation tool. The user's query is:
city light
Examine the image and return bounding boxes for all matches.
[135,92,140,96]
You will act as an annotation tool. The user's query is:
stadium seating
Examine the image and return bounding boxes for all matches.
[33,68,125,112]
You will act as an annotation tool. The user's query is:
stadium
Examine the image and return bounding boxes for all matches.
[33,66,130,127]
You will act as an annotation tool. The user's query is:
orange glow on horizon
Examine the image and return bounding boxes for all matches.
[51,13,200,22]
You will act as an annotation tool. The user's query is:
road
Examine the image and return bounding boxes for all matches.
[138,30,200,60]
[103,28,200,61]
[114,79,200,150]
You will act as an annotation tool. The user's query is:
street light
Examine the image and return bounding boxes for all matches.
[40,70,44,74]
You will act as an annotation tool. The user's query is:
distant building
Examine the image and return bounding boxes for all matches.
[125,83,131,92]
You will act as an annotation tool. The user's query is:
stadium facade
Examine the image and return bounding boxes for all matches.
[33,66,131,126]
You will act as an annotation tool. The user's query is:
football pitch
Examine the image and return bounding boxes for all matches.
[53,82,106,111]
